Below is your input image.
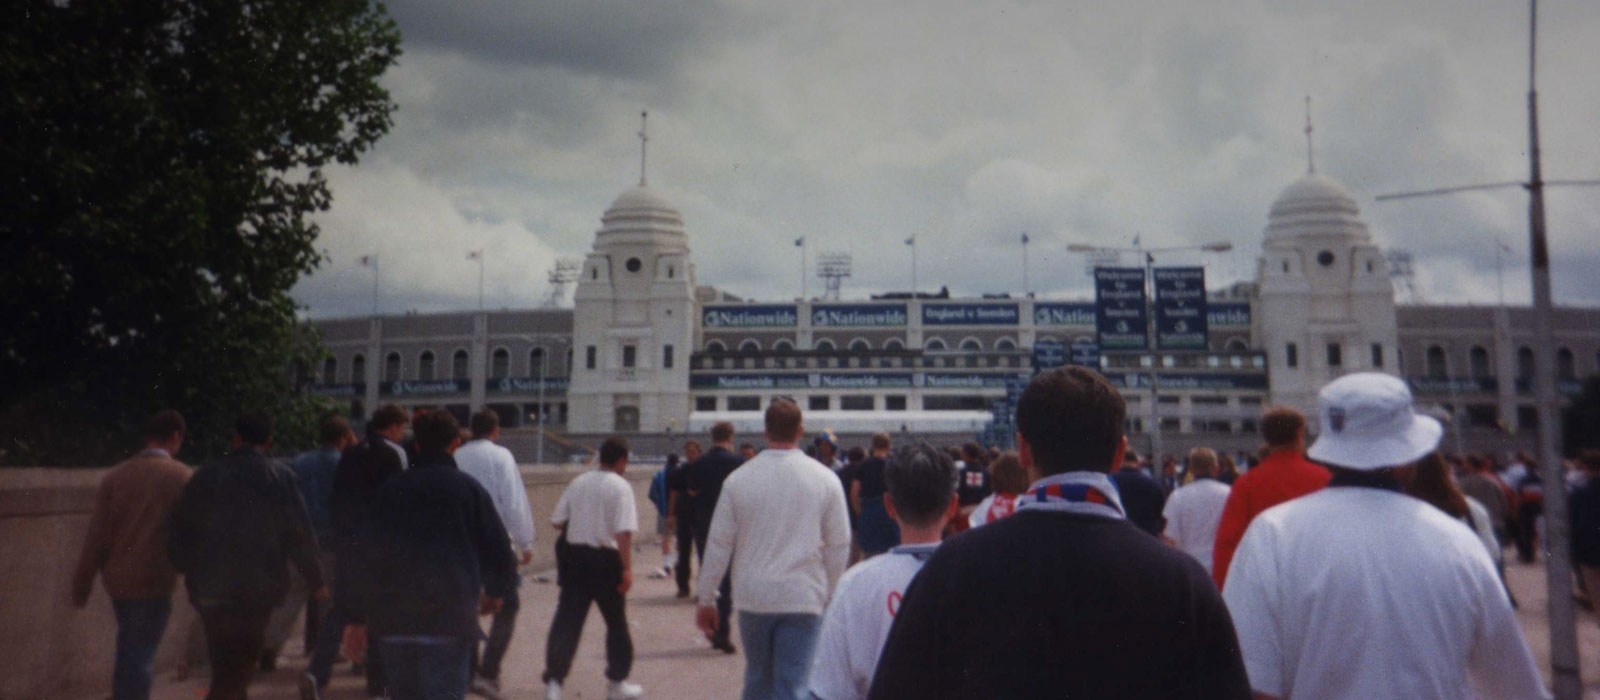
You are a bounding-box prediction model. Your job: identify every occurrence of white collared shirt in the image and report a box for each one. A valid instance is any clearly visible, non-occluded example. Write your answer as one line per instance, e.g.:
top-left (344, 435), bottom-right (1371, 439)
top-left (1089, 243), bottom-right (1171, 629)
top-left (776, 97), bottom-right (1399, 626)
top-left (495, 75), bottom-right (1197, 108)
top-left (1161, 478), bottom-right (1231, 574)
top-left (1224, 487), bottom-right (1548, 700)
top-left (808, 543), bottom-right (939, 700)
top-left (455, 439), bottom-right (536, 551)
top-left (552, 469), bottom-right (637, 550)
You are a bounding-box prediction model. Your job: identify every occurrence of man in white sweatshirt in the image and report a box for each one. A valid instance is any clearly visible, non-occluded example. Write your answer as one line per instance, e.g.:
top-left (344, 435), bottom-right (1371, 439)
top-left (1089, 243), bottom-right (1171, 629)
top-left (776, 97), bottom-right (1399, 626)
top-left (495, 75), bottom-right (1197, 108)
top-left (695, 399), bottom-right (852, 700)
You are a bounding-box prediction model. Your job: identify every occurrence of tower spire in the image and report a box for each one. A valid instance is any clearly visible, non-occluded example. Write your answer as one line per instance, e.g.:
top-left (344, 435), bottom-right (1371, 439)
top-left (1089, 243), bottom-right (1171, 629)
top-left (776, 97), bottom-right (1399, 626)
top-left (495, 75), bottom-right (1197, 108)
top-left (638, 110), bottom-right (649, 187)
top-left (1304, 95), bottom-right (1316, 175)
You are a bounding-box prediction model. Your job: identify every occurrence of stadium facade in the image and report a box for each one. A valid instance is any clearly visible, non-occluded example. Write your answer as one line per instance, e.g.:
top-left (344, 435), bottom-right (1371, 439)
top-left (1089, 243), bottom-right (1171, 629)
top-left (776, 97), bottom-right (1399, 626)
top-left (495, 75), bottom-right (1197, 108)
top-left (310, 172), bottom-right (1600, 458)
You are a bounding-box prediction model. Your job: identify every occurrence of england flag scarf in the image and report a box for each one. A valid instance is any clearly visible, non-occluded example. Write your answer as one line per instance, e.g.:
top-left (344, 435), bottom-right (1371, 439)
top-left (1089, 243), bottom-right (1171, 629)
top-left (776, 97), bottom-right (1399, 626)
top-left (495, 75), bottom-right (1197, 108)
top-left (1015, 471), bottom-right (1125, 520)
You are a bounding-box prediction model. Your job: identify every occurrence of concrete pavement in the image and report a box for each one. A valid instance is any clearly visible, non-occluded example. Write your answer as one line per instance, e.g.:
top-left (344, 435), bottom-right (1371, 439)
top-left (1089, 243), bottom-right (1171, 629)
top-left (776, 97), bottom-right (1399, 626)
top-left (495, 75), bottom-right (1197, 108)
top-left (115, 551), bottom-right (1600, 699)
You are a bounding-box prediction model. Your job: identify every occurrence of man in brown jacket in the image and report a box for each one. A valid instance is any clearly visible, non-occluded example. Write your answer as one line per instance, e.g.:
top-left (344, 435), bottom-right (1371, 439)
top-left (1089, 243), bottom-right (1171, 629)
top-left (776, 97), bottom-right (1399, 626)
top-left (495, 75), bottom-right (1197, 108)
top-left (72, 409), bottom-right (193, 700)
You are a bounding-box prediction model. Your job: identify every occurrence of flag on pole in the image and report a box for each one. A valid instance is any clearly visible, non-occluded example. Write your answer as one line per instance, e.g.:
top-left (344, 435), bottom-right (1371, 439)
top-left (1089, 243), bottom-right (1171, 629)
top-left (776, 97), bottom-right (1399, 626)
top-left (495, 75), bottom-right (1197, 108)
top-left (1131, 234), bottom-right (1141, 247)
top-left (467, 250), bottom-right (483, 260)
top-left (1021, 232), bottom-right (1030, 245)
top-left (795, 237), bottom-right (804, 247)
top-left (359, 255), bottom-right (373, 267)
top-left (905, 235), bottom-right (915, 246)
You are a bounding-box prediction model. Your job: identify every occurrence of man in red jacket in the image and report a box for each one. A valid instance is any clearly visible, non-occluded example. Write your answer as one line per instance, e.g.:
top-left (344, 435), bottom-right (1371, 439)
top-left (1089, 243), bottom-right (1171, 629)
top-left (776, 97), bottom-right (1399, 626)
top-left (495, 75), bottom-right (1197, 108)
top-left (1211, 406), bottom-right (1329, 590)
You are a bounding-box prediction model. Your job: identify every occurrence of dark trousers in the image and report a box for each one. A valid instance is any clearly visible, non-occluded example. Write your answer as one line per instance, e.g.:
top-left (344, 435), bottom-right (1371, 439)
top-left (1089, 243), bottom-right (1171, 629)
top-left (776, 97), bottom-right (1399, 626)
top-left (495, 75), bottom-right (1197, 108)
top-left (675, 514), bottom-right (697, 594)
top-left (694, 526), bottom-right (732, 645)
top-left (542, 584), bottom-right (633, 683)
top-left (473, 573), bottom-right (521, 681)
top-left (304, 596), bottom-right (322, 654)
top-left (197, 603), bottom-right (273, 700)
top-left (111, 597), bottom-right (172, 700)
top-left (1514, 501), bottom-right (1543, 563)
top-left (308, 597), bottom-right (386, 693)
top-left (380, 638), bottom-right (472, 700)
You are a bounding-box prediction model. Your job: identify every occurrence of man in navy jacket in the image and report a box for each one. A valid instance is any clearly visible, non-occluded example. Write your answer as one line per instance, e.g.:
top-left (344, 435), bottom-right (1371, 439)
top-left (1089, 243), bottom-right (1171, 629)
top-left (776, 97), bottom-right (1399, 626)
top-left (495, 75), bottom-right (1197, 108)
top-left (355, 409), bottom-right (516, 700)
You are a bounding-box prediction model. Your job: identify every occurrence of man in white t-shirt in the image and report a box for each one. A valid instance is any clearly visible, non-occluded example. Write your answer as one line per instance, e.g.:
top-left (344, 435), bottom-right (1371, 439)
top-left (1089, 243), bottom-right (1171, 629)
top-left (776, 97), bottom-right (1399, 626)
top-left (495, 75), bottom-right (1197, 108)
top-left (1160, 446), bottom-right (1230, 575)
top-left (541, 437), bottom-right (642, 700)
top-left (1224, 373), bottom-right (1549, 700)
top-left (455, 409), bottom-right (535, 700)
top-left (696, 400), bottom-right (852, 700)
top-left (809, 444), bottom-right (956, 700)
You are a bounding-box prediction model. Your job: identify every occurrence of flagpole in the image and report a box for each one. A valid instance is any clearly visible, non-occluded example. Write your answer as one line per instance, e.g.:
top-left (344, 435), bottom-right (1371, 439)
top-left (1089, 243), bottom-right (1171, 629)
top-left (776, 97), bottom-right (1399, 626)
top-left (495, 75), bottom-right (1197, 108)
top-left (476, 250), bottom-right (485, 311)
top-left (370, 254), bottom-right (381, 316)
top-left (801, 238), bottom-right (808, 300)
top-left (909, 236), bottom-right (918, 296)
top-left (1021, 232), bottom-right (1030, 297)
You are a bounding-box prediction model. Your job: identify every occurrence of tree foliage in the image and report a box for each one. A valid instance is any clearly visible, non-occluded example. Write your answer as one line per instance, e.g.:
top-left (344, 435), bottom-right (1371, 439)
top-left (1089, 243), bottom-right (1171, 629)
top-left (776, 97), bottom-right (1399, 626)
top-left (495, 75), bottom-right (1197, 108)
top-left (0, 0), bottom-right (401, 464)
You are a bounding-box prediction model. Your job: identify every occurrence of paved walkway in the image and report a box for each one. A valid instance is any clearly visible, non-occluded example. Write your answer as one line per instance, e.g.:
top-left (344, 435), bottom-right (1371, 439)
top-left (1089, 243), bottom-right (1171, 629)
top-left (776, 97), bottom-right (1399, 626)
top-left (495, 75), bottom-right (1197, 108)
top-left (126, 553), bottom-right (1600, 699)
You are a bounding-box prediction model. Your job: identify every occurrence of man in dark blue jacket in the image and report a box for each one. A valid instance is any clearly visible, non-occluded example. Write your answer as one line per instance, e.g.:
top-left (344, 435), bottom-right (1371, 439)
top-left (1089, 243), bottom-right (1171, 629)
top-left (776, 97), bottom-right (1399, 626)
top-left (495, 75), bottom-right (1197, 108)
top-left (685, 421), bottom-right (743, 653)
top-left (168, 412), bottom-right (323, 700)
top-left (357, 409), bottom-right (516, 700)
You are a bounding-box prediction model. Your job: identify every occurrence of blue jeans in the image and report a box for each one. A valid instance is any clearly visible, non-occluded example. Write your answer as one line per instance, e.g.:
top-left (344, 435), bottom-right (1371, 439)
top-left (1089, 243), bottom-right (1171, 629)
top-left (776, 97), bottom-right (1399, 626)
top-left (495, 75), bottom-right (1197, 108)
top-left (737, 611), bottom-right (821, 700)
top-left (111, 598), bottom-right (172, 700)
top-left (380, 637), bottom-right (471, 700)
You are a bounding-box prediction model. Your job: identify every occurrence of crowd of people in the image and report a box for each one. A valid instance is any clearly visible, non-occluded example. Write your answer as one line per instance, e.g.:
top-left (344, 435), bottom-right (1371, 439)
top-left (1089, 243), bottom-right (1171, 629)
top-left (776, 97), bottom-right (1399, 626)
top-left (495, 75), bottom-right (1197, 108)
top-left (71, 363), bottom-right (1596, 699)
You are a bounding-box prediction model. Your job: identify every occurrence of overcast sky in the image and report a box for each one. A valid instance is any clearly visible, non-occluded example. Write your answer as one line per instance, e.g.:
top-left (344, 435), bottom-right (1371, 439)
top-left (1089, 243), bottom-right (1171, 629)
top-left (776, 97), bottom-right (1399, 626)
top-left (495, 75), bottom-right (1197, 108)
top-left (292, 0), bottom-right (1600, 318)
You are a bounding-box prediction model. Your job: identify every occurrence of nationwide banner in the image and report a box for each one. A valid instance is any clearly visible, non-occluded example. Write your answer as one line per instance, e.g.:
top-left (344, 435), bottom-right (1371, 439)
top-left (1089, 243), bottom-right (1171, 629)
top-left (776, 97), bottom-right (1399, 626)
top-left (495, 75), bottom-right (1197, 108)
top-left (487, 377), bottom-right (571, 394)
top-left (923, 373), bottom-right (1016, 389)
top-left (380, 379), bottom-right (471, 396)
top-left (689, 374), bottom-right (811, 390)
top-left (702, 305), bottom-right (798, 329)
top-left (1106, 373), bottom-right (1268, 391)
top-left (922, 303), bottom-right (1020, 326)
top-left (1094, 267), bottom-right (1148, 350)
top-left (1154, 267), bottom-right (1208, 350)
top-left (1032, 303), bottom-right (1096, 326)
top-left (811, 304), bottom-right (909, 328)
top-left (817, 373), bottom-right (915, 389)
top-left (1207, 302), bottom-right (1250, 327)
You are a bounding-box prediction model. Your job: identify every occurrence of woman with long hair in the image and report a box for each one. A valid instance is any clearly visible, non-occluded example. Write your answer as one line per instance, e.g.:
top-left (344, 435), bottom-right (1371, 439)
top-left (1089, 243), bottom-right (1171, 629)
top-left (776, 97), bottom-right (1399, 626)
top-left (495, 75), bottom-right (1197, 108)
top-left (1403, 452), bottom-right (1502, 571)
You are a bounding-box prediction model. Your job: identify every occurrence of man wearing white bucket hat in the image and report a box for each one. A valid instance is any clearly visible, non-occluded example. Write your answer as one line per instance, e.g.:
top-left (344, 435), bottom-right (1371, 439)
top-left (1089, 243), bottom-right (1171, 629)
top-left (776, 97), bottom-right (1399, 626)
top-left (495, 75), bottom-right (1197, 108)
top-left (1223, 373), bottom-right (1548, 700)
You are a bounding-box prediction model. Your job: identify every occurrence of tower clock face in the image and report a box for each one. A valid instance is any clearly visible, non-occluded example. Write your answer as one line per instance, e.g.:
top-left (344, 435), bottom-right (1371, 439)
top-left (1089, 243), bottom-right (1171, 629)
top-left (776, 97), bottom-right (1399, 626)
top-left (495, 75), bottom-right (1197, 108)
top-left (626, 257), bottom-right (643, 273)
top-left (1317, 250), bottom-right (1335, 267)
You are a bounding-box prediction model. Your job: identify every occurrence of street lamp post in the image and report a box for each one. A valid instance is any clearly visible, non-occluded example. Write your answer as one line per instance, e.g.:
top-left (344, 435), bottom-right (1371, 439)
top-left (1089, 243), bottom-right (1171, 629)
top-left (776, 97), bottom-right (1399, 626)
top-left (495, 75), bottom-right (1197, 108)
top-left (1068, 241), bottom-right (1233, 468)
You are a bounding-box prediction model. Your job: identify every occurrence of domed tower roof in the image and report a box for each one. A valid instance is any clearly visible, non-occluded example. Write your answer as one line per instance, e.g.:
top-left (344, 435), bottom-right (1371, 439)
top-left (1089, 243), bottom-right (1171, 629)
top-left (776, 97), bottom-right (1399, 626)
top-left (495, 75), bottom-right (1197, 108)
top-left (1264, 173), bottom-right (1370, 243)
top-left (595, 185), bottom-right (687, 246)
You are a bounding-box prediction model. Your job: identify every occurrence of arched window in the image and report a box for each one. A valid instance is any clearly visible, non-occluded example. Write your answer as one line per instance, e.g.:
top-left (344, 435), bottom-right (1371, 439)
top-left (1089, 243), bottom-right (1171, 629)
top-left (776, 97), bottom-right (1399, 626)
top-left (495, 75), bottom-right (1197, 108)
top-left (530, 347), bottom-right (546, 376)
top-left (1225, 338), bottom-right (1249, 353)
top-left (739, 339), bottom-right (762, 353)
top-left (1517, 346), bottom-right (1535, 380)
top-left (814, 339), bottom-right (837, 352)
top-left (418, 350), bottom-right (436, 381)
top-left (883, 338), bottom-right (905, 351)
top-left (995, 338), bottom-right (1017, 351)
top-left (384, 352), bottom-right (401, 382)
top-left (351, 354), bottom-right (366, 383)
top-left (773, 339), bottom-right (795, 353)
top-left (925, 338), bottom-right (947, 351)
top-left (706, 340), bottom-right (727, 354)
top-left (452, 349), bottom-right (469, 379)
top-left (960, 338), bottom-right (983, 352)
top-left (1470, 346), bottom-right (1491, 379)
top-left (848, 338), bottom-right (871, 352)
top-left (1425, 345), bottom-right (1448, 379)
top-left (491, 348), bottom-right (510, 379)
top-left (1558, 347), bottom-right (1576, 380)
top-left (321, 357), bottom-right (337, 385)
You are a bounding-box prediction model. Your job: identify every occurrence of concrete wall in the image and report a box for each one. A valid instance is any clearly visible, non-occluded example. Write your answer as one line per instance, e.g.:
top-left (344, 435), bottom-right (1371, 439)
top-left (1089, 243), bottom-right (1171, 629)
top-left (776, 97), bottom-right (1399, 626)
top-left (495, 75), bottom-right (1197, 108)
top-left (0, 464), bottom-right (661, 700)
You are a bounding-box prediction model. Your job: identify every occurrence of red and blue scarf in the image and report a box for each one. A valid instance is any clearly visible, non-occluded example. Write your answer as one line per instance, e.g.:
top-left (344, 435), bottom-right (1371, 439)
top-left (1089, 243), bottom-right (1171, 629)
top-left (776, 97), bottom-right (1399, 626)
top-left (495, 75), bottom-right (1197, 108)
top-left (1015, 471), bottom-right (1125, 520)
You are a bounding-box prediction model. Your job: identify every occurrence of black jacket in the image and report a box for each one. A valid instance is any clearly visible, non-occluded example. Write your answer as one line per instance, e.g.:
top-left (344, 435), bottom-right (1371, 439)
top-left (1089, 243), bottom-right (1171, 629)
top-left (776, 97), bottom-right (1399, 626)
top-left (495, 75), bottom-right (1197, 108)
top-left (330, 433), bottom-right (405, 554)
top-left (357, 452), bottom-right (516, 639)
top-left (869, 510), bottom-right (1250, 700)
top-left (685, 446), bottom-right (743, 530)
top-left (168, 447), bottom-right (323, 608)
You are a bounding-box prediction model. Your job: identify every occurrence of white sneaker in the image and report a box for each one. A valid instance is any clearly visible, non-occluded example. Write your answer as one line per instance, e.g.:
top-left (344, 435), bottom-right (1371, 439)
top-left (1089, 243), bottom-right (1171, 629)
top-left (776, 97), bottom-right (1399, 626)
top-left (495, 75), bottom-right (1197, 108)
top-left (544, 679), bottom-right (562, 700)
top-left (470, 676), bottom-right (505, 700)
top-left (647, 566), bottom-right (669, 579)
top-left (608, 679), bottom-right (643, 699)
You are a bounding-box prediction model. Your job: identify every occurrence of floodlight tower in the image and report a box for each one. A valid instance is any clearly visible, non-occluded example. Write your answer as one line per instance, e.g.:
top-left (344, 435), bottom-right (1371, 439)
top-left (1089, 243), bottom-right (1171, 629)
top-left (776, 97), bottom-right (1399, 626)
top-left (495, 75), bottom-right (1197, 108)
top-left (816, 252), bottom-right (853, 301)
top-left (544, 258), bottom-right (581, 307)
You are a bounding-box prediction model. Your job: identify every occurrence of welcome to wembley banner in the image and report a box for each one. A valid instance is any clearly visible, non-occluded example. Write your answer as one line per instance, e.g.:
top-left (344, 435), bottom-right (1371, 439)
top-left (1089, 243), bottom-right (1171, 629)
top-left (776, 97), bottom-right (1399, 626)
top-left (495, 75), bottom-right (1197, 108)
top-left (1094, 266), bottom-right (1210, 351)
